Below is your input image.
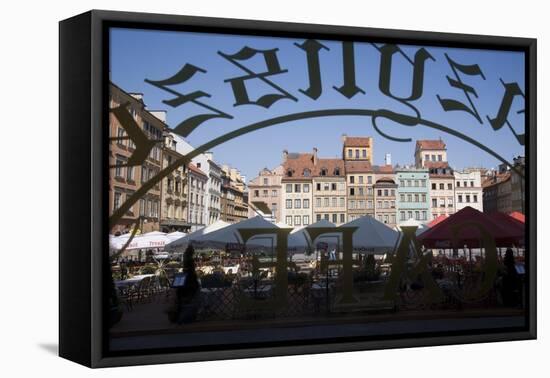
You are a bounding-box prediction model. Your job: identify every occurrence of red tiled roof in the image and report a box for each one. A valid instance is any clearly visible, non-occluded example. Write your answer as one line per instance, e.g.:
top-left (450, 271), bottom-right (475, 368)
top-left (424, 161), bottom-right (450, 169)
top-left (282, 153), bottom-right (345, 179)
top-left (313, 158), bottom-right (345, 177)
top-left (374, 164), bottom-right (394, 174)
top-left (482, 172), bottom-right (511, 188)
top-left (345, 160), bottom-right (374, 173)
top-left (343, 136), bottom-right (372, 147)
top-left (417, 139), bottom-right (446, 150)
top-left (187, 163), bottom-right (207, 178)
top-left (282, 153), bottom-right (315, 180)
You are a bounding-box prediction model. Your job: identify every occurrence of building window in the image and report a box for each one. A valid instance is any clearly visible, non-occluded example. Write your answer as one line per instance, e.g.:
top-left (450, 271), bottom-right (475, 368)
top-left (294, 216), bottom-right (301, 226)
top-left (439, 183), bottom-right (444, 190)
top-left (324, 214), bottom-right (330, 221)
top-left (473, 194), bottom-right (478, 202)
top-left (422, 194), bottom-right (426, 202)
top-left (126, 166), bottom-right (134, 181)
top-left (334, 168), bottom-right (340, 176)
top-left (114, 192), bottom-right (122, 210)
top-left (295, 199), bottom-right (301, 208)
top-left (431, 183), bottom-right (436, 190)
top-left (303, 215), bottom-right (310, 225)
top-left (362, 149), bottom-right (367, 158)
top-left (400, 194), bottom-right (405, 202)
top-left (287, 169), bottom-right (293, 177)
top-left (339, 197), bottom-right (345, 207)
top-left (324, 197), bottom-right (329, 207)
top-left (316, 198), bottom-right (321, 207)
top-left (271, 189), bottom-right (277, 197)
top-left (303, 169), bottom-right (311, 177)
top-left (294, 184), bottom-right (301, 192)
top-left (438, 154), bottom-right (442, 161)
top-left (448, 197), bottom-right (454, 207)
top-left (320, 168), bottom-right (327, 176)
top-left (332, 214), bottom-right (338, 223)
top-left (303, 184), bottom-right (310, 193)
top-left (286, 199), bottom-right (292, 209)
top-left (263, 190), bottom-right (268, 197)
top-left (432, 198), bottom-right (437, 207)
top-left (458, 194), bottom-right (463, 203)
top-left (457, 181), bottom-right (461, 187)
top-left (340, 213), bottom-right (345, 223)
top-left (286, 184), bottom-right (292, 193)
top-left (350, 188), bottom-right (355, 196)
top-left (470, 181), bottom-right (475, 187)
top-left (303, 199), bottom-right (310, 208)
top-left (349, 176), bottom-right (355, 184)
top-left (316, 214), bottom-right (322, 222)
top-left (348, 149), bottom-right (352, 158)
top-left (407, 194), bottom-right (412, 202)
top-left (466, 195), bottom-right (471, 203)
top-left (425, 154), bottom-right (430, 161)
top-left (447, 183), bottom-right (453, 190)
top-left (286, 216), bottom-right (293, 226)
top-left (355, 149), bottom-right (359, 158)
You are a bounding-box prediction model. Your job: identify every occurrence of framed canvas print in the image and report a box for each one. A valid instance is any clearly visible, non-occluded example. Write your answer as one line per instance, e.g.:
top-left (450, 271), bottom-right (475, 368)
top-left (59, 10), bottom-right (536, 368)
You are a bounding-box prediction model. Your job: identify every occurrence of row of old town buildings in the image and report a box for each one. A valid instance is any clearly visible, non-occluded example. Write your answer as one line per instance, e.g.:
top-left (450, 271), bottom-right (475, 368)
top-left (108, 83), bottom-right (248, 235)
top-left (109, 82), bottom-right (526, 235)
top-left (248, 136), bottom-right (526, 229)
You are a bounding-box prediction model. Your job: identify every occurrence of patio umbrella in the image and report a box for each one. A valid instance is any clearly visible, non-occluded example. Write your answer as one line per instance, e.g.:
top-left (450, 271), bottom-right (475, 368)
top-left (109, 233), bottom-right (170, 250)
top-left (508, 211), bottom-right (525, 224)
top-left (166, 231), bottom-right (187, 242)
top-left (396, 217), bottom-right (428, 235)
top-left (287, 219), bottom-right (337, 252)
top-left (418, 206), bottom-right (524, 248)
top-left (343, 216), bottom-right (400, 254)
top-left (164, 220), bottom-right (230, 251)
top-left (190, 216), bottom-right (281, 249)
top-left (487, 211), bottom-right (526, 245)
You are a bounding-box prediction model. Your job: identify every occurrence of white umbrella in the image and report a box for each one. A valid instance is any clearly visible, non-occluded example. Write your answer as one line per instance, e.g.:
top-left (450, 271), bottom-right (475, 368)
top-left (343, 216), bottom-right (400, 254)
top-left (164, 220), bottom-right (230, 251)
top-left (191, 216), bottom-right (280, 248)
top-left (396, 218), bottom-right (428, 235)
top-left (288, 219), bottom-right (338, 252)
top-left (109, 233), bottom-right (170, 250)
top-left (166, 231), bottom-right (186, 242)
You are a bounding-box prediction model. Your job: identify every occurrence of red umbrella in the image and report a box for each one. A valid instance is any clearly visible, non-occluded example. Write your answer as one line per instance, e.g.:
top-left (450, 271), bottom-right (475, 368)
top-left (418, 206), bottom-right (524, 248)
top-left (488, 212), bottom-right (525, 229)
top-left (508, 211), bottom-right (525, 224)
top-left (427, 214), bottom-right (448, 228)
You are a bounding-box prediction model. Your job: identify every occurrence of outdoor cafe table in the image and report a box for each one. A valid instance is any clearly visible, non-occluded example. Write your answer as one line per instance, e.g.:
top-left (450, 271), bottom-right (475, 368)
top-left (114, 274), bottom-right (155, 289)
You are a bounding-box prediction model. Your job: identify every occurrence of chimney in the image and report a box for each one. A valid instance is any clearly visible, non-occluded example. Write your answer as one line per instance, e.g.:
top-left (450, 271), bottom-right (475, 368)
top-left (282, 149), bottom-right (289, 162)
top-left (150, 110), bottom-right (167, 123)
top-left (313, 147), bottom-right (318, 165)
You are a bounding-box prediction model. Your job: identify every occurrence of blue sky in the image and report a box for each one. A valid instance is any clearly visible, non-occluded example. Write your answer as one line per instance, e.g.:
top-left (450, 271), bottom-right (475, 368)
top-left (110, 28), bottom-right (525, 181)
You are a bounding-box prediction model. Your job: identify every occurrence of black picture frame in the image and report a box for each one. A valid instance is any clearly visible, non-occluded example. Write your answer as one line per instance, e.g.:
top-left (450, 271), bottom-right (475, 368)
top-left (59, 9), bottom-right (537, 368)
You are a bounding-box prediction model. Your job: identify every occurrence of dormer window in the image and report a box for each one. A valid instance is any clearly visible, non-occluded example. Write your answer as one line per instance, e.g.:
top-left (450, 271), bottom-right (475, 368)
top-left (287, 169), bottom-right (293, 177)
top-left (303, 168), bottom-right (311, 177)
top-left (320, 168), bottom-right (328, 176)
top-left (334, 168), bottom-right (340, 176)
